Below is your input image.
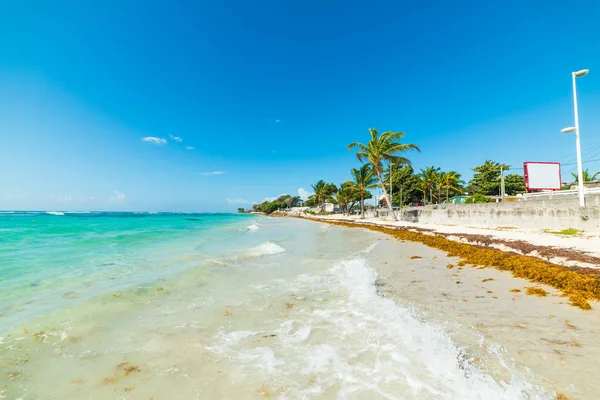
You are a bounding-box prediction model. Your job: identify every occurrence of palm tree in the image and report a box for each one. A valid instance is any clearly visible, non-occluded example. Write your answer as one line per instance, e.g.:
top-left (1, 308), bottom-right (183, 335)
top-left (350, 164), bottom-right (378, 218)
top-left (420, 166), bottom-right (440, 204)
top-left (311, 180), bottom-right (336, 212)
top-left (572, 169), bottom-right (600, 183)
top-left (348, 128), bottom-right (420, 221)
top-left (435, 172), bottom-right (444, 204)
top-left (438, 171), bottom-right (464, 202)
top-left (333, 182), bottom-right (356, 215)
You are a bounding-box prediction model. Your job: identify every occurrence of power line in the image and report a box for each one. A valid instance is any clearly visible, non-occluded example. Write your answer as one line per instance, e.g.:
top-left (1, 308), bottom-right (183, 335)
top-left (561, 156), bottom-right (600, 177)
top-left (554, 144), bottom-right (600, 166)
top-left (499, 157), bottom-right (600, 176)
top-left (553, 144), bottom-right (600, 162)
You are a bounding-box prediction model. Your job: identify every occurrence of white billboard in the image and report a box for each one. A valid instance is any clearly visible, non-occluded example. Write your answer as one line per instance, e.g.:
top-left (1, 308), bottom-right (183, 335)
top-left (523, 162), bottom-right (561, 191)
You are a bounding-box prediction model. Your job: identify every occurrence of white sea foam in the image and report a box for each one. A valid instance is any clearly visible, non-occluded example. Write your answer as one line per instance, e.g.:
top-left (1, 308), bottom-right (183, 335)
top-left (320, 258), bottom-right (543, 398)
top-left (205, 256), bottom-right (547, 399)
top-left (247, 223), bottom-right (260, 231)
top-left (46, 211), bottom-right (65, 216)
top-left (245, 242), bottom-right (286, 257)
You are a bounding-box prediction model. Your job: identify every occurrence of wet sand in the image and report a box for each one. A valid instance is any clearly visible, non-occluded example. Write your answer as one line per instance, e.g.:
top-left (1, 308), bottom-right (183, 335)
top-left (368, 237), bottom-right (600, 399)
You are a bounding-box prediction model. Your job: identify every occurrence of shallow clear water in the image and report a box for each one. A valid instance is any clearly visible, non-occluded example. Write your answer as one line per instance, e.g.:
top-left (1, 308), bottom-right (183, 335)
top-left (0, 211), bottom-right (252, 329)
top-left (0, 213), bottom-right (561, 398)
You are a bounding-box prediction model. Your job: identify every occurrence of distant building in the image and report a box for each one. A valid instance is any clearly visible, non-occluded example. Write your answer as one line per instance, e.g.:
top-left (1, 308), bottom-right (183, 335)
top-left (449, 195), bottom-right (468, 204)
top-left (324, 202), bottom-right (335, 212)
top-left (569, 180), bottom-right (600, 190)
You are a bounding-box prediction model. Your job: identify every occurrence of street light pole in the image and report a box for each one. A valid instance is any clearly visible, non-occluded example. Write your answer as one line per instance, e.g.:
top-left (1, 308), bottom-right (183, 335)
top-left (389, 163), bottom-right (393, 206)
top-left (500, 166), bottom-right (505, 202)
top-left (571, 69), bottom-right (588, 207)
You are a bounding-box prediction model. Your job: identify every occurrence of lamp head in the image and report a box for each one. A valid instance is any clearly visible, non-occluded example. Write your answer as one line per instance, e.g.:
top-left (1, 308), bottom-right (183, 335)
top-left (574, 69), bottom-right (589, 77)
top-left (561, 127), bottom-right (577, 134)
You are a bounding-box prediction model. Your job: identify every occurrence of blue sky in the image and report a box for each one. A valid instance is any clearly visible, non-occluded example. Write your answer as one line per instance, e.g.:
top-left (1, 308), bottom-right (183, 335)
top-left (1, 0), bottom-right (600, 211)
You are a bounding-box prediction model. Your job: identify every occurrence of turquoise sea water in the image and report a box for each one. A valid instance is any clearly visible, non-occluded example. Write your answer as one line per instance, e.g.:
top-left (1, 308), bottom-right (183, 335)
top-left (2, 212), bottom-right (589, 398)
top-left (0, 212), bottom-right (255, 329)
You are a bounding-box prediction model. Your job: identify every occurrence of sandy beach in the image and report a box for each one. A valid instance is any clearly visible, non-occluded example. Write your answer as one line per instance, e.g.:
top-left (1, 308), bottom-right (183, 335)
top-left (295, 214), bottom-right (600, 399)
top-left (301, 214), bottom-right (600, 268)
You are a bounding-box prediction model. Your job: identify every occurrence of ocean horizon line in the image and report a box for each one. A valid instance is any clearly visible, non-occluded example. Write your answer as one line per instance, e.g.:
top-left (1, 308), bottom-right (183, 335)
top-left (0, 210), bottom-right (246, 215)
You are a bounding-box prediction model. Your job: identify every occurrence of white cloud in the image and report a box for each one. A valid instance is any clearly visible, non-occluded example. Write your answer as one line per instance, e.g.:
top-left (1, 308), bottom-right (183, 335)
top-left (186, 146), bottom-right (195, 150)
top-left (275, 119), bottom-right (280, 123)
top-left (109, 190), bottom-right (126, 203)
top-left (226, 198), bottom-right (254, 205)
top-left (298, 188), bottom-right (313, 201)
top-left (142, 137), bottom-right (167, 145)
top-left (202, 171), bottom-right (225, 176)
top-left (169, 134), bottom-right (183, 142)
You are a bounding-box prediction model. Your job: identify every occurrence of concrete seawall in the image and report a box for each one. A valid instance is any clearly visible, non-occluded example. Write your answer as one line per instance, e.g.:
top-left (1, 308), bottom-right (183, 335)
top-left (376, 197), bottom-right (600, 232)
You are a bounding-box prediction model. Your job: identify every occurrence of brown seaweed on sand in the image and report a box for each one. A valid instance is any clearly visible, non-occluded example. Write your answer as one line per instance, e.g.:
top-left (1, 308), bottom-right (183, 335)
top-left (525, 287), bottom-right (548, 297)
top-left (321, 220), bottom-right (600, 310)
top-left (555, 393), bottom-right (573, 400)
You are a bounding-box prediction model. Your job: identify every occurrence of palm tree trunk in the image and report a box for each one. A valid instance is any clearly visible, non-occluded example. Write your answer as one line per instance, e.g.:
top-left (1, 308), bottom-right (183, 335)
top-left (360, 192), bottom-right (365, 219)
top-left (429, 188), bottom-right (432, 204)
top-left (446, 187), bottom-right (449, 202)
top-left (377, 172), bottom-right (397, 221)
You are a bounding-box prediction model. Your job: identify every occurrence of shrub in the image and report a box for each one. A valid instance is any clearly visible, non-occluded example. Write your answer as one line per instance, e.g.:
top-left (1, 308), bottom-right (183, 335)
top-left (464, 193), bottom-right (492, 204)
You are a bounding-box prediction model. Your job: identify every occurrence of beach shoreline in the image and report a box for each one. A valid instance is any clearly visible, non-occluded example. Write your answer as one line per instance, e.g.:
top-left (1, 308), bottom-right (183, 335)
top-left (293, 213), bottom-right (600, 268)
top-left (293, 213), bottom-right (600, 310)
top-left (291, 214), bottom-right (600, 399)
top-left (3, 214), bottom-right (600, 399)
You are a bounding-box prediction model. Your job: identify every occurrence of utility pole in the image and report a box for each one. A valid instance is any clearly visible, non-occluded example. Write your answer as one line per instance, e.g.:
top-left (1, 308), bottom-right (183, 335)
top-left (400, 183), bottom-right (403, 207)
top-left (500, 166), bottom-right (506, 202)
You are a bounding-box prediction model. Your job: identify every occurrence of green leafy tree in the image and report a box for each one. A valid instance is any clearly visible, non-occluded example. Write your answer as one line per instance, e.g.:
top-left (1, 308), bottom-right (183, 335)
top-left (310, 180), bottom-right (337, 212)
top-left (572, 169), bottom-right (600, 183)
top-left (283, 196), bottom-right (301, 208)
top-left (251, 194), bottom-right (301, 214)
top-left (504, 174), bottom-right (526, 195)
top-left (386, 166), bottom-right (424, 206)
top-left (263, 201), bottom-right (286, 214)
top-left (350, 164), bottom-right (379, 218)
top-left (467, 160), bottom-right (510, 196)
top-left (348, 128), bottom-right (420, 221)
